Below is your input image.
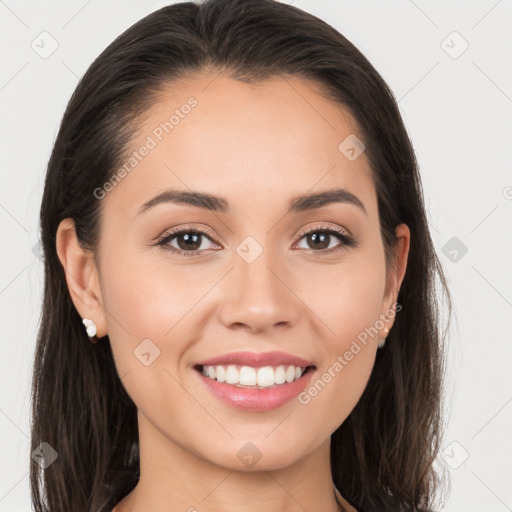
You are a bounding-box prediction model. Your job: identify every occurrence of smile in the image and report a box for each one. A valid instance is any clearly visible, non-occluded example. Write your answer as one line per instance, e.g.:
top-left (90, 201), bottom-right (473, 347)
top-left (194, 364), bottom-right (316, 411)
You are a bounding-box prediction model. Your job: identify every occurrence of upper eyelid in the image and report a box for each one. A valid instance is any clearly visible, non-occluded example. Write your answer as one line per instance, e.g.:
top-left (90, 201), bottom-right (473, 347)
top-left (160, 224), bottom-right (218, 241)
top-left (298, 224), bottom-right (351, 237)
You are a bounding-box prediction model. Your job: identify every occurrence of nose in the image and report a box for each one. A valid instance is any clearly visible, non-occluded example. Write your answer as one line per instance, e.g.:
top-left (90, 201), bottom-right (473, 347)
top-left (217, 248), bottom-right (302, 335)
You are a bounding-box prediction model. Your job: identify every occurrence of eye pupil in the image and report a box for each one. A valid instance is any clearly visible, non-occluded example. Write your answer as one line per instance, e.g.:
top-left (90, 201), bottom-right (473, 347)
top-left (177, 232), bottom-right (201, 251)
top-left (308, 232), bottom-right (330, 250)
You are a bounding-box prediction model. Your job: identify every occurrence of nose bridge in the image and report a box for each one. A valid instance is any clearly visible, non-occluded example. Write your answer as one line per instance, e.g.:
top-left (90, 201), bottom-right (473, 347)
top-left (218, 237), bottom-right (300, 332)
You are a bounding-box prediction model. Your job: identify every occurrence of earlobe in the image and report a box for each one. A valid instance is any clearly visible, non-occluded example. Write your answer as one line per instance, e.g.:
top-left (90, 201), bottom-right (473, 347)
top-left (55, 218), bottom-right (108, 339)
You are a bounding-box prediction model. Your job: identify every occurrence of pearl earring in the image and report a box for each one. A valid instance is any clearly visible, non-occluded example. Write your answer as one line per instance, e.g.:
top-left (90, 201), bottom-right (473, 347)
top-left (378, 327), bottom-right (390, 349)
top-left (82, 318), bottom-right (97, 338)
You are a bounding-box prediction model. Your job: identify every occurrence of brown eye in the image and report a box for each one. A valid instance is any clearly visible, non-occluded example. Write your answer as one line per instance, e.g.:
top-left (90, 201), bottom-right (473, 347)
top-left (175, 232), bottom-right (202, 251)
top-left (156, 228), bottom-right (219, 257)
top-left (295, 225), bottom-right (357, 254)
top-left (303, 231), bottom-right (332, 250)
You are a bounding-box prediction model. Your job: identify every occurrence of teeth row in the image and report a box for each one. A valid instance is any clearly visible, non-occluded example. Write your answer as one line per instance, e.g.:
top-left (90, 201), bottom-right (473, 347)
top-left (202, 365), bottom-right (306, 387)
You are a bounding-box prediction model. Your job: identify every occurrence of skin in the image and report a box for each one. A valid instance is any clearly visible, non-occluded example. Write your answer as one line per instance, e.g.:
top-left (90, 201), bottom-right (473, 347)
top-left (56, 72), bottom-right (410, 512)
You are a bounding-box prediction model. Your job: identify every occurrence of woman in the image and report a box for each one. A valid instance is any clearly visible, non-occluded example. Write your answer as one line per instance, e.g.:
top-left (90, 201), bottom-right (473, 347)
top-left (31, 0), bottom-right (452, 510)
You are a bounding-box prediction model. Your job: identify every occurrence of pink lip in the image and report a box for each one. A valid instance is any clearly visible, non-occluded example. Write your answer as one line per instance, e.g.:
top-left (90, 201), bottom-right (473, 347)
top-left (195, 350), bottom-right (315, 368)
top-left (195, 366), bottom-right (316, 411)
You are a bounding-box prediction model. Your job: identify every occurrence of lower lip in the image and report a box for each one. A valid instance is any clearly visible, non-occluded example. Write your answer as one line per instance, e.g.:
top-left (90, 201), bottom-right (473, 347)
top-left (195, 367), bottom-right (316, 411)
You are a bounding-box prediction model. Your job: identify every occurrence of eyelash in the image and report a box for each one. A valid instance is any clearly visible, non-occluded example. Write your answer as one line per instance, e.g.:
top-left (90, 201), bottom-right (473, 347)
top-left (154, 224), bottom-right (357, 258)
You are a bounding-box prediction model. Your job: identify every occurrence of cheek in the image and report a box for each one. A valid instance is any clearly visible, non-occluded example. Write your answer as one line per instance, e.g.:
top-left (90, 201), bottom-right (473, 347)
top-left (99, 254), bottom-right (199, 420)
top-left (100, 247), bottom-right (203, 339)
top-left (99, 245), bottom-right (218, 391)
top-left (292, 251), bottom-right (383, 421)
top-left (298, 273), bottom-right (380, 431)
top-left (299, 250), bottom-right (386, 347)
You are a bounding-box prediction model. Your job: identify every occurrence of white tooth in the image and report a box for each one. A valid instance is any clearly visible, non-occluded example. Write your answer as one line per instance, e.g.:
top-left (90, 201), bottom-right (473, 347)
top-left (239, 366), bottom-right (257, 386)
top-left (274, 365), bottom-right (286, 384)
top-left (215, 365), bottom-right (226, 383)
top-left (285, 365), bottom-right (295, 383)
top-left (257, 366), bottom-right (275, 387)
top-left (225, 365), bottom-right (239, 384)
top-left (203, 363), bottom-right (304, 386)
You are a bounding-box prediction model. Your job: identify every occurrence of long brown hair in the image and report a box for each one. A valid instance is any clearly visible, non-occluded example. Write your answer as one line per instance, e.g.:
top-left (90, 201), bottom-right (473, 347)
top-left (31, 1), bottom-right (453, 510)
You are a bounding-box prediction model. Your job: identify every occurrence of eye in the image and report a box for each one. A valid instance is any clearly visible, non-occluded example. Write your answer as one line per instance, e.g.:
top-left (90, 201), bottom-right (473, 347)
top-left (155, 226), bottom-right (220, 257)
top-left (155, 223), bottom-right (357, 257)
top-left (294, 224), bottom-right (357, 254)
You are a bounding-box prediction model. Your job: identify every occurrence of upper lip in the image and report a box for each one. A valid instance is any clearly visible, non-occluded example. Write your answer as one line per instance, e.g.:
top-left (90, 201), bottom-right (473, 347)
top-left (195, 351), bottom-right (315, 368)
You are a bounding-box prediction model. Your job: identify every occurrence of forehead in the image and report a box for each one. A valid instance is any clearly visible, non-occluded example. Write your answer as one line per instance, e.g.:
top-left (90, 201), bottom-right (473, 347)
top-left (104, 72), bottom-right (377, 221)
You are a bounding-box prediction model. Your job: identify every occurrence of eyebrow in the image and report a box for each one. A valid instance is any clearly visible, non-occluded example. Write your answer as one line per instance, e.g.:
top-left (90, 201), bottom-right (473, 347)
top-left (137, 187), bottom-right (367, 216)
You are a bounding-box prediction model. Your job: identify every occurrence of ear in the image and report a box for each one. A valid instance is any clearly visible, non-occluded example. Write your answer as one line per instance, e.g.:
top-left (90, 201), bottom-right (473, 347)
top-left (380, 223), bottom-right (410, 333)
top-left (55, 218), bottom-right (108, 339)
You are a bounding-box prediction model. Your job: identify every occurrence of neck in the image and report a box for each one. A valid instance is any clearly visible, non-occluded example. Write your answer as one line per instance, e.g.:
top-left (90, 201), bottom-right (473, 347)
top-left (114, 411), bottom-right (343, 512)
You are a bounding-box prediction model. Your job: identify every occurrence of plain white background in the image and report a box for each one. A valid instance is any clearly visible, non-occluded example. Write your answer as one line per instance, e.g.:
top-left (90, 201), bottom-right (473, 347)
top-left (1, 0), bottom-right (511, 510)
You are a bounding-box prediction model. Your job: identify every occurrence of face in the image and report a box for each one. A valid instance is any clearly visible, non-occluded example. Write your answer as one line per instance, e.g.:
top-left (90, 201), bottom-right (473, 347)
top-left (67, 72), bottom-right (409, 474)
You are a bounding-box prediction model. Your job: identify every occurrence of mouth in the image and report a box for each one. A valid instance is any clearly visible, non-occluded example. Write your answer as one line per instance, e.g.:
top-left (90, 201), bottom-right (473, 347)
top-left (193, 363), bottom-right (316, 389)
top-left (193, 363), bottom-right (317, 411)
